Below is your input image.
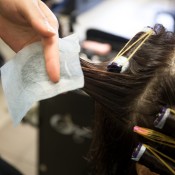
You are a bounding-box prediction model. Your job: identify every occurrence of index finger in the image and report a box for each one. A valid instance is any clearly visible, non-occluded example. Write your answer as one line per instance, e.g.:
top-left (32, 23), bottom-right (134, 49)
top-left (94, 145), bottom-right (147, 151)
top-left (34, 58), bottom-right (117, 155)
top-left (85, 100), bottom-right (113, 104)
top-left (39, 1), bottom-right (60, 83)
top-left (42, 34), bottom-right (60, 83)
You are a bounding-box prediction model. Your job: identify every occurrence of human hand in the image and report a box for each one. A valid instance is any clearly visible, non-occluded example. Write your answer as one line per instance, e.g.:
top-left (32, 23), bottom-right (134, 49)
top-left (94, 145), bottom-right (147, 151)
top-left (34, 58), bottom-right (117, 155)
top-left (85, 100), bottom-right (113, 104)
top-left (0, 0), bottom-right (60, 82)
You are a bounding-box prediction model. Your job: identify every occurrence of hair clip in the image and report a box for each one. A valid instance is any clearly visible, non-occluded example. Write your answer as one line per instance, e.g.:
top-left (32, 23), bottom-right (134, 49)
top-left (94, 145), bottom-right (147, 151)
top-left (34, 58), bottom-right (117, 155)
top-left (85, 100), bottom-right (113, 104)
top-left (131, 143), bottom-right (146, 161)
top-left (107, 56), bottom-right (129, 73)
top-left (154, 107), bottom-right (170, 129)
top-left (154, 107), bottom-right (175, 138)
top-left (107, 26), bottom-right (155, 73)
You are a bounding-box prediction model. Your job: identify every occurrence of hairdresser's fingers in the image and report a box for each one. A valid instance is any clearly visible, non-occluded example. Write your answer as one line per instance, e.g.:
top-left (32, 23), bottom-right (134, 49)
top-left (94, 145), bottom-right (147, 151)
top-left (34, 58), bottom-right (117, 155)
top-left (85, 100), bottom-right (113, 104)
top-left (39, 1), bottom-right (60, 83)
top-left (42, 36), bottom-right (60, 83)
top-left (20, 0), bottom-right (56, 37)
top-left (20, 0), bottom-right (60, 82)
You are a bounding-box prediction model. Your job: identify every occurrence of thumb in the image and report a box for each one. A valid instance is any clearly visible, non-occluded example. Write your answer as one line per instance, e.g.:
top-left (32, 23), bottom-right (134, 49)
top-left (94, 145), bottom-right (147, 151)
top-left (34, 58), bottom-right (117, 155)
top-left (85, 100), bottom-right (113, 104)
top-left (20, 0), bottom-right (57, 37)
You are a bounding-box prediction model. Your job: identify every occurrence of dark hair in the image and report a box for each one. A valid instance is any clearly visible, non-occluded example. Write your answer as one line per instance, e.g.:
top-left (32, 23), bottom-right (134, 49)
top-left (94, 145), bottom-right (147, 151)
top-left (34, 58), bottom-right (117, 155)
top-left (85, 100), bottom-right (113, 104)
top-left (80, 24), bottom-right (175, 175)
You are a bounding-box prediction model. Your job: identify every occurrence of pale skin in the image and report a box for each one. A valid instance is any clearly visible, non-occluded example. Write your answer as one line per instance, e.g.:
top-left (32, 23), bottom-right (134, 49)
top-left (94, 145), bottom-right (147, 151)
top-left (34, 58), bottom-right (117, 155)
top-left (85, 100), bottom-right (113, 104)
top-left (0, 0), bottom-right (60, 83)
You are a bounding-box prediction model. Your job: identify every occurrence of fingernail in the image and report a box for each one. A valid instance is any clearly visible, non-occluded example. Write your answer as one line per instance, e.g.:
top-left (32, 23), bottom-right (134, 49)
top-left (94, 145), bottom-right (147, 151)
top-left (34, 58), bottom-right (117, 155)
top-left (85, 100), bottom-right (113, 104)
top-left (44, 20), bottom-right (56, 34)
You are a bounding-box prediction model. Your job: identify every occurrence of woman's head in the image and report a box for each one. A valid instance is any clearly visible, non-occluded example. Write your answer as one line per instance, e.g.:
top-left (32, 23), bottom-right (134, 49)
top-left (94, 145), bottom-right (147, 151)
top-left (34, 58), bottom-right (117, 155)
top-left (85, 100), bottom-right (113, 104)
top-left (81, 24), bottom-right (175, 175)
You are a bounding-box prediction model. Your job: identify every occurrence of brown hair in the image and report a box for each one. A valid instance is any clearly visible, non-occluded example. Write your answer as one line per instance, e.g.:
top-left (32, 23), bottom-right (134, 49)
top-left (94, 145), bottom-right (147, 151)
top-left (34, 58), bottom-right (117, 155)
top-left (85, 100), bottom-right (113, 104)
top-left (80, 24), bottom-right (175, 175)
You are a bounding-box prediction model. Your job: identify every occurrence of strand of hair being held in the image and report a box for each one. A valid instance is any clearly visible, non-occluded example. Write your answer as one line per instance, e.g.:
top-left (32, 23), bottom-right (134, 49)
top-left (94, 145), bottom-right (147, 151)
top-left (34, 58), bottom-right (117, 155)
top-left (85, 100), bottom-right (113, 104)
top-left (133, 126), bottom-right (175, 148)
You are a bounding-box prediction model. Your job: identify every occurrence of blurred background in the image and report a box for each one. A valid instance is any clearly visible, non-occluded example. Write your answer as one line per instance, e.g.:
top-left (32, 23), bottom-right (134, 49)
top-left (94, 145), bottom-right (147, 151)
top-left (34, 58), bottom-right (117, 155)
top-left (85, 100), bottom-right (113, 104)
top-left (0, 0), bottom-right (175, 174)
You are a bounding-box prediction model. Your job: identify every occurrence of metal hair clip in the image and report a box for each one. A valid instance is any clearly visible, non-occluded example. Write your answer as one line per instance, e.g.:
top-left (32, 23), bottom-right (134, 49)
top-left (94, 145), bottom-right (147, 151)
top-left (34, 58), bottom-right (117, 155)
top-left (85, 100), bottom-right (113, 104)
top-left (107, 56), bottom-right (129, 73)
